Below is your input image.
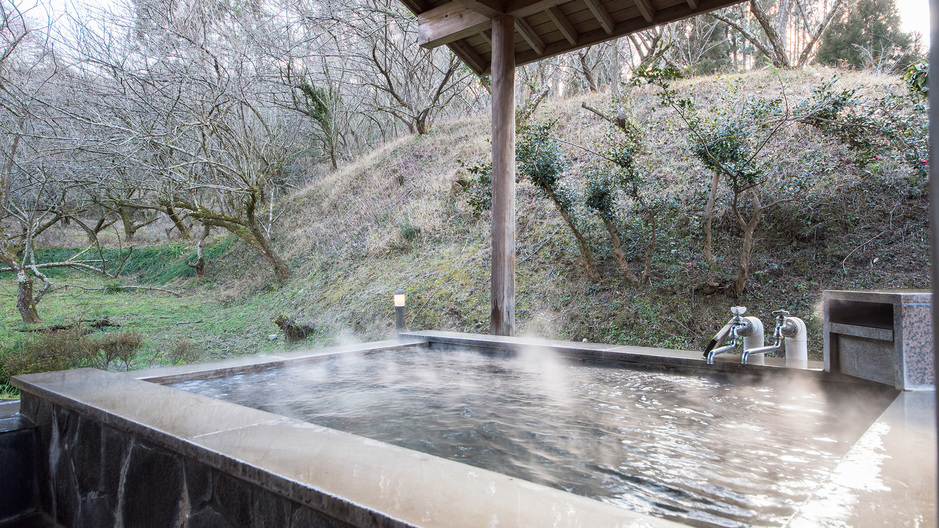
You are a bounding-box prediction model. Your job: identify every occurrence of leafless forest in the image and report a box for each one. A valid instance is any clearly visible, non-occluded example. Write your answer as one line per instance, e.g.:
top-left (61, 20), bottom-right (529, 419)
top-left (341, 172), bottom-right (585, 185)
top-left (0, 0), bottom-right (922, 324)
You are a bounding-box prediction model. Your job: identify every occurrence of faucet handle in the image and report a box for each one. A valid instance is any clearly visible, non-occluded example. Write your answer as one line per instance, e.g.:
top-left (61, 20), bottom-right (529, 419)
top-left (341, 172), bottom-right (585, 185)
top-left (731, 306), bottom-right (747, 316)
top-left (772, 309), bottom-right (790, 318)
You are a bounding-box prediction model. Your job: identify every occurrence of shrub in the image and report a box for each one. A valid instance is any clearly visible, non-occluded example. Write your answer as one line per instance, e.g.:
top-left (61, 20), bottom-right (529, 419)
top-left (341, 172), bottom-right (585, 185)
top-left (457, 160), bottom-right (493, 218)
top-left (0, 327), bottom-right (145, 391)
top-left (0, 327), bottom-right (90, 390)
top-left (166, 338), bottom-right (202, 365)
top-left (87, 330), bottom-right (143, 370)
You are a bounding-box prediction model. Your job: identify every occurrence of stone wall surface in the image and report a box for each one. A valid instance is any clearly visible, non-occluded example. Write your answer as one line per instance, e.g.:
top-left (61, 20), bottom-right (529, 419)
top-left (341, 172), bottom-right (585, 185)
top-left (824, 290), bottom-right (934, 390)
top-left (21, 394), bottom-right (353, 528)
top-left (0, 414), bottom-right (39, 523)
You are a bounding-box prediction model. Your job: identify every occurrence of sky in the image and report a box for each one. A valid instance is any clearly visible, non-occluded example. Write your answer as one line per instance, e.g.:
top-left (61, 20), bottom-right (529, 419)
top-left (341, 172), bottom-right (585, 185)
top-left (897, 0), bottom-right (930, 44)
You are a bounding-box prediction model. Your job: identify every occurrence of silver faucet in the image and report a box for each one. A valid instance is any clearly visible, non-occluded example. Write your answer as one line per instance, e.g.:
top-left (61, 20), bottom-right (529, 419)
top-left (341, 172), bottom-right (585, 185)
top-left (704, 306), bottom-right (753, 364)
top-left (708, 309), bottom-right (803, 365)
top-left (740, 310), bottom-right (787, 364)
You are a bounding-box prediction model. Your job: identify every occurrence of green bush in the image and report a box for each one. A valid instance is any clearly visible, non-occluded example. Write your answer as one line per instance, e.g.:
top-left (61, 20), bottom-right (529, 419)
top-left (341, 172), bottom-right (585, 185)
top-left (86, 330), bottom-right (143, 370)
top-left (0, 327), bottom-right (144, 393)
top-left (166, 338), bottom-right (203, 365)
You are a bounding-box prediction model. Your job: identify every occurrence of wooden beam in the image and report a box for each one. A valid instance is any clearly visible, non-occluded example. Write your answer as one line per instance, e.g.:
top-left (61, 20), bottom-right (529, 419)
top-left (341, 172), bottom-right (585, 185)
top-left (634, 0), bottom-right (656, 22)
top-left (510, 0), bottom-right (749, 70)
top-left (546, 6), bottom-right (578, 45)
top-left (583, 0), bottom-right (615, 34)
top-left (515, 17), bottom-right (546, 55)
top-left (479, 29), bottom-right (492, 44)
top-left (449, 40), bottom-right (487, 74)
top-left (504, 0), bottom-right (568, 17)
top-left (490, 15), bottom-right (516, 336)
top-left (453, 0), bottom-right (502, 17)
top-left (398, 0), bottom-right (428, 15)
top-left (420, 0), bottom-right (573, 49)
top-left (418, 3), bottom-right (490, 48)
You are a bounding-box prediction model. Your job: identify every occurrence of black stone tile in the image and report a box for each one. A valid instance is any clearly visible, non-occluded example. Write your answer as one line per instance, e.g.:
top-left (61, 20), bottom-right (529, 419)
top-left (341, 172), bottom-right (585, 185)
top-left (50, 443), bottom-right (78, 528)
top-left (184, 458), bottom-right (214, 510)
top-left (290, 506), bottom-right (354, 528)
top-left (121, 442), bottom-right (183, 528)
top-left (214, 473), bottom-right (252, 526)
top-left (186, 506), bottom-right (233, 528)
top-left (0, 512), bottom-right (62, 528)
top-left (101, 427), bottom-right (129, 498)
top-left (0, 427), bottom-right (37, 522)
top-left (73, 417), bottom-right (102, 495)
top-left (249, 489), bottom-right (290, 528)
top-left (78, 494), bottom-right (115, 527)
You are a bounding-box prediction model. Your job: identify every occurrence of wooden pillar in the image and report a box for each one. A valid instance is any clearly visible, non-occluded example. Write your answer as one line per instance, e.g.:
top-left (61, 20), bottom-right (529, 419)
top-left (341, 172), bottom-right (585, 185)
top-left (490, 15), bottom-right (516, 336)
top-left (929, 0), bottom-right (938, 473)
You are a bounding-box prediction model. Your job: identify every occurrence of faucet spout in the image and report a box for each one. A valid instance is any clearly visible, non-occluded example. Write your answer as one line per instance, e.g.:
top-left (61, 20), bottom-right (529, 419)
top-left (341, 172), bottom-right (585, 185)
top-left (703, 321), bottom-right (734, 357)
top-left (741, 339), bottom-right (782, 364)
top-left (704, 307), bottom-right (752, 364)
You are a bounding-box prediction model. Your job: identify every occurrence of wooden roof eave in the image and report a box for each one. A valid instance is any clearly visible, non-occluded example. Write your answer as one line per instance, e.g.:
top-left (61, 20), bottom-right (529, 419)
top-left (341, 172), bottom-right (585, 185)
top-left (409, 0), bottom-right (749, 76)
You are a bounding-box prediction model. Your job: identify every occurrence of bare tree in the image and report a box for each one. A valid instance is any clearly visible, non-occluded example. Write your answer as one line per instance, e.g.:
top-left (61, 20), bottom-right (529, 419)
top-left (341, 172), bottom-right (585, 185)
top-left (711, 0), bottom-right (845, 68)
top-left (340, 0), bottom-right (479, 136)
top-left (0, 0), bottom-right (133, 323)
top-left (56, 0), bottom-right (309, 282)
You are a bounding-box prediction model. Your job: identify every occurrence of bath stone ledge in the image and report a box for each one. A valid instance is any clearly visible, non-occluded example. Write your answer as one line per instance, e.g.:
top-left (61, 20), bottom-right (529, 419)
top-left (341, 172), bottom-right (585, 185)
top-left (131, 337), bottom-right (428, 384)
top-left (14, 367), bottom-right (686, 528)
top-left (787, 390), bottom-right (936, 527)
top-left (0, 400), bottom-right (20, 420)
top-left (407, 330), bottom-right (826, 373)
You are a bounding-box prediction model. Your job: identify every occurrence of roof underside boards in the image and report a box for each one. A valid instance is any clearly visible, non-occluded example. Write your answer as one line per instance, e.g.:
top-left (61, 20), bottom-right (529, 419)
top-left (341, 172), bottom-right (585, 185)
top-left (401, 0), bottom-right (747, 75)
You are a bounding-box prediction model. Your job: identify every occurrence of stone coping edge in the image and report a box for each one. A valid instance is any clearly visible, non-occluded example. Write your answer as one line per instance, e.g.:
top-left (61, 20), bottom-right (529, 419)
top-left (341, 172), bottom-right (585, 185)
top-left (404, 330), bottom-right (844, 382)
top-left (13, 368), bottom-right (686, 528)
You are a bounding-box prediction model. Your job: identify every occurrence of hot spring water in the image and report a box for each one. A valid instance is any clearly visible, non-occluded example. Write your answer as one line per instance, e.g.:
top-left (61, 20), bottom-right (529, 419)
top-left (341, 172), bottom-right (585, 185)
top-left (171, 347), bottom-right (896, 528)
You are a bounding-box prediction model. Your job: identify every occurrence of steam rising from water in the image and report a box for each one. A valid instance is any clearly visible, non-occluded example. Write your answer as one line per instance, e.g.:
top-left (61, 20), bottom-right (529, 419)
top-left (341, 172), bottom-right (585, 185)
top-left (172, 348), bottom-right (896, 528)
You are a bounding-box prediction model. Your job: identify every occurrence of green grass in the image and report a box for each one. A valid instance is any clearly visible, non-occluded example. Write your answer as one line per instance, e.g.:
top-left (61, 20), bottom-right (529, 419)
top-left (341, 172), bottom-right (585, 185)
top-left (0, 237), bottom-right (322, 396)
top-left (2, 238), bottom-right (237, 284)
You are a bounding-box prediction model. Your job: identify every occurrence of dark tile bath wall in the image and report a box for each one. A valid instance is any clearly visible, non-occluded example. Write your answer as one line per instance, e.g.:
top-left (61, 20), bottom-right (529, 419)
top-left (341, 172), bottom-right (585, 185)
top-left (19, 394), bottom-right (353, 528)
top-left (0, 414), bottom-right (38, 523)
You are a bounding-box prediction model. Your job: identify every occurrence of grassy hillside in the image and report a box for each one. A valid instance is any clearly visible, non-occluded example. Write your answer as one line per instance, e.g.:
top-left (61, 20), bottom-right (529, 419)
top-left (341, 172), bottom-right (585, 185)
top-left (0, 67), bottom-right (929, 393)
top-left (263, 67), bottom-right (928, 349)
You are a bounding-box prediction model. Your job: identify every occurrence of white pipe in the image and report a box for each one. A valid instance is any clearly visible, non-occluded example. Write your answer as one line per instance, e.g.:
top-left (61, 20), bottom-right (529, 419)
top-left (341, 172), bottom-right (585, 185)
top-left (741, 316), bottom-right (765, 365)
top-left (784, 317), bottom-right (808, 369)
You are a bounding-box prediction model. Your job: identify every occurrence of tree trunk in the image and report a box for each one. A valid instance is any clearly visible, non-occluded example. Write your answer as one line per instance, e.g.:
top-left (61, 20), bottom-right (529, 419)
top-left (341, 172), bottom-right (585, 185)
top-left (795, 0), bottom-right (845, 66)
top-left (164, 206), bottom-right (191, 240)
top-left (733, 190), bottom-right (763, 297)
top-left (328, 134), bottom-right (338, 170)
top-left (601, 216), bottom-right (639, 284)
top-left (578, 51), bottom-right (599, 92)
top-left (245, 192), bottom-right (290, 283)
top-left (2, 119), bottom-right (25, 211)
top-left (188, 239), bottom-right (205, 277)
top-left (776, 0), bottom-right (790, 52)
top-left (119, 208), bottom-right (139, 241)
top-left (703, 171), bottom-right (720, 265)
top-left (748, 0), bottom-right (792, 67)
top-left (610, 40), bottom-right (622, 98)
top-left (252, 225), bottom-right (290, 283)
top-left (546, 188), bottom-right (599, 280)
top-left (16, 270), bottom-right (42, 324)
top-left (640, 213), bottom-right (656, 284)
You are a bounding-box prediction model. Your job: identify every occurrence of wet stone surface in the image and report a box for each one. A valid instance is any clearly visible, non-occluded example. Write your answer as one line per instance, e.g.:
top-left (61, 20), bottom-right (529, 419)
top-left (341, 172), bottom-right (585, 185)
top-left (21, 395), bottom-right (353, 528)
top-left (0, 415), bottom-right (38, 524)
